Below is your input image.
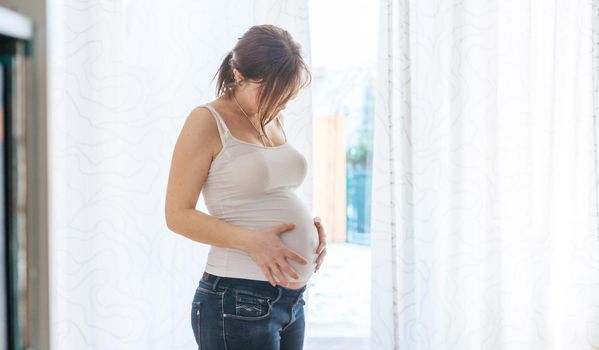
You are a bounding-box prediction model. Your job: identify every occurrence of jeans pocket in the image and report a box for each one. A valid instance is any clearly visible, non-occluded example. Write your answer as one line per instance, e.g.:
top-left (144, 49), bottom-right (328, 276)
top-left (223, 289), bottom-right (272, 321)
top-left (191, 301), bottom-right (202, 347)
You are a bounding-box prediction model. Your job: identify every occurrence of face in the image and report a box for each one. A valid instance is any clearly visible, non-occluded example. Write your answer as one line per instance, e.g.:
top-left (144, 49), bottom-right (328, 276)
top-left (230, 68), bottom-right (299, 115)
top-left (231, 68), bottom-right (263, 115)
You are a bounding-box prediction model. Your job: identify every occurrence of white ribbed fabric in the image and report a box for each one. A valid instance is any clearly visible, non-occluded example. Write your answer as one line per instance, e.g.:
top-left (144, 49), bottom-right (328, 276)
top-left (197, 103), bottom-right (318, 283)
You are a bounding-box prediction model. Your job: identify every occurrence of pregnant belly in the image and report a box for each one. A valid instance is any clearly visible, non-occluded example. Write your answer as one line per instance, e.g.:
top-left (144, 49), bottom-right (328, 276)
top-left (222, 191), bottom-right (319, 284)
top-left (275, 197), bottom-right (320, 284)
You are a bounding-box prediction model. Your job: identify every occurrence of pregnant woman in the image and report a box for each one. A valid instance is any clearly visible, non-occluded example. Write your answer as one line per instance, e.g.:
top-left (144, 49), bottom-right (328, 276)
top-left (165, 24), bottom-right (328, 350)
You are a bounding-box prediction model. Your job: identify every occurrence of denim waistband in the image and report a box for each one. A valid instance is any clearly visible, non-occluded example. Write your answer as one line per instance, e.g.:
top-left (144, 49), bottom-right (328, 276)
top-left (201, 271), bottom-right (307, 297)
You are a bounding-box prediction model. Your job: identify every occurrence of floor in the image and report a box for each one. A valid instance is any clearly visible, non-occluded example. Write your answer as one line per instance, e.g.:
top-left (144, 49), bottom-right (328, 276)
top-left (302, 242), bottom-right (371, 350)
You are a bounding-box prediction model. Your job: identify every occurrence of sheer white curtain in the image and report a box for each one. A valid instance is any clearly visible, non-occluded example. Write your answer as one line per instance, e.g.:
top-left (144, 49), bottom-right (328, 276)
top-left (371, 0), bottom-right (599, 349)
top-left (47, 1), bottom-right (312, 349)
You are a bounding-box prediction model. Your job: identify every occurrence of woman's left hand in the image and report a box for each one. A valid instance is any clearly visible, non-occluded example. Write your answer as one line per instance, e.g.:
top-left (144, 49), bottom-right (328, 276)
top-left (313, 217), bottom-right (327, 273)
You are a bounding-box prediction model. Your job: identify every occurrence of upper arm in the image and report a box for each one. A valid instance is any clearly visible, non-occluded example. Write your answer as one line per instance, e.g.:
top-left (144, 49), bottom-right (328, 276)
top-left (165, 107), bottom-right (219, 226)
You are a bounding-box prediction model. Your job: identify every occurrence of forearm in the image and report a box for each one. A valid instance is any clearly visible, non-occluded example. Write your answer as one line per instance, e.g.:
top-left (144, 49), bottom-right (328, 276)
top-left (166, 208), bottom-right (252, 252)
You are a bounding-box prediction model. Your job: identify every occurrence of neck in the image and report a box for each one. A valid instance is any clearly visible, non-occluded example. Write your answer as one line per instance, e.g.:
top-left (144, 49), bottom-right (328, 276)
top-left (230, 96), bottom-right (260, 124)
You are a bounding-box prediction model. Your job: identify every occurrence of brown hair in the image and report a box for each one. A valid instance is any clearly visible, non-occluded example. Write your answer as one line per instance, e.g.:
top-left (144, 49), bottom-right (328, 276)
top-left (212, 24), bottom-right (312, 135)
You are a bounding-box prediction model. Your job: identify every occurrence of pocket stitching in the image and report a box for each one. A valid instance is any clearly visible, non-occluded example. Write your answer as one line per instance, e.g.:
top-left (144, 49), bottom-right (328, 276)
top-left (223, 290), bottom-right (272, 321)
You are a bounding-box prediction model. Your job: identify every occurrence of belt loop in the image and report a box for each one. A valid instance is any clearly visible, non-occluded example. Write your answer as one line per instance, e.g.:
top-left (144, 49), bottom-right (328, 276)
top-left (212, 275), bottom-right (221, 291)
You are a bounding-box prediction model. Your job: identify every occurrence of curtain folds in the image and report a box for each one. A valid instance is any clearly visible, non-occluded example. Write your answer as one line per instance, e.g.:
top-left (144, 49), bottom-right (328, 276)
top-left (371, 0), bottom-right (599, 349)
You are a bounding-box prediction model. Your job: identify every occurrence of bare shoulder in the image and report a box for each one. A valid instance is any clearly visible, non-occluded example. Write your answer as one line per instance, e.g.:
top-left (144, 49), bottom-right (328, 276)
top-left (182, 105), bottom-right (221, 160)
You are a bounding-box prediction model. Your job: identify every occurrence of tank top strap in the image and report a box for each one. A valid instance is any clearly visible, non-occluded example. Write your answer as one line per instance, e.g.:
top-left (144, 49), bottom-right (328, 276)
top-left (200, 103), bottom-right (230, 144)
top-left (277, 113), bottom-right (287, 142)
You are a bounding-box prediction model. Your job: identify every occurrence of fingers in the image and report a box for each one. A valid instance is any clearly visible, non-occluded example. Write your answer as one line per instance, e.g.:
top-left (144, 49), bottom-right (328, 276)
top-left (316, 241), bottom-right (326, 255)
top-left (317, 247), bottom-right (326, 267)
top-left (261, 265), bottom-right (277, 287)
top-left (315, 248), bottom-right (327, 265)
top-left (286, 249), bottom-right (309, 265)
top-left (270, 264), bottom-right (289, 287)
top-left (278, 257), bottom-right (301, 280)
top-left (315, 248), bottom-right (327, 272)
top-left (313, 217), bottom-right (327, 255)
top-left (314, 216), bottom-right (321, 225)
top-left (279, 223), bottom-right (296, 233)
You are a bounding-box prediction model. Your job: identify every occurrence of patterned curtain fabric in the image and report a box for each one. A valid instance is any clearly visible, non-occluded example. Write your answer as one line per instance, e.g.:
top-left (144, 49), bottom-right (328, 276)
top-left (371, 0), bottom-right (599, 349)
top-left (47, 1), bottom-right (312, 348)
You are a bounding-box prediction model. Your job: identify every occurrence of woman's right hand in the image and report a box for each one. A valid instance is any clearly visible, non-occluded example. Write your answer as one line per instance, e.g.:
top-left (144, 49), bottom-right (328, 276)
top-left (243, 223), bottom-right (309, 287)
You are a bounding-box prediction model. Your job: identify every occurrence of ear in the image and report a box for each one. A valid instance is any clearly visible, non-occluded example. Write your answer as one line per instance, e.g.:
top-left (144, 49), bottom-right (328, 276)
top-left (232, 68), bottom-right (243, 81)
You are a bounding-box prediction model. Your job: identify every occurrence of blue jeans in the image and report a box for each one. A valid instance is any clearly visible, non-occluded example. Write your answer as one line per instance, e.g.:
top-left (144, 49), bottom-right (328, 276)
top-left (191, 271), bottom-right (308, 350)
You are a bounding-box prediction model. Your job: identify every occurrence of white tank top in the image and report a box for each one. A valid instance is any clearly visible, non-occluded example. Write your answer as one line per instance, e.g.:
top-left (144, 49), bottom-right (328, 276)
top-left (197, 103), bottom-right (318, 283)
